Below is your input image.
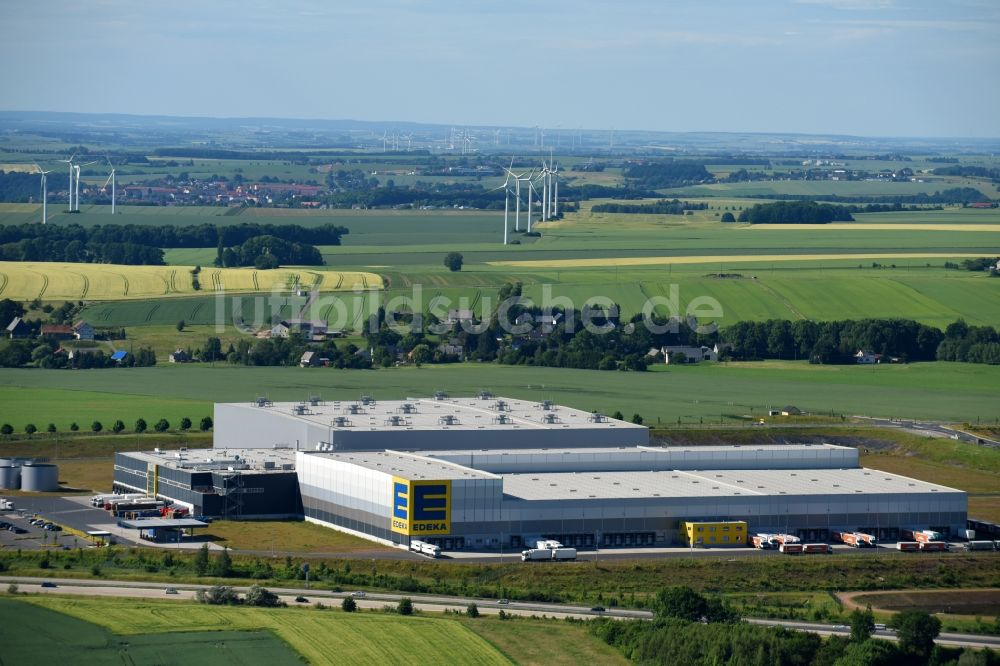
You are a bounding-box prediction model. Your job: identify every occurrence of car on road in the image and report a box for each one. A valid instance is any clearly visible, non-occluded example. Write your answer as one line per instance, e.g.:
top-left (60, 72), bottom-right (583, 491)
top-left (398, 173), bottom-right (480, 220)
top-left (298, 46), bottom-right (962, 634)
top-left (874, 623), bottom-right (887, 631)
top-left (497, 599), bottom-right (510, 605)
top-left (590, 606), bottom-right (606, 613)
top-left (165, 587), bottom-right (179, 594)
top-left (295, 596), bottom-right (309, 603)
top-left (40, 582), bottom-right (56, 588)
top-left (833, 625), bottom-right (848, 630)
top-left (350, 591), bottom-right (366, 598)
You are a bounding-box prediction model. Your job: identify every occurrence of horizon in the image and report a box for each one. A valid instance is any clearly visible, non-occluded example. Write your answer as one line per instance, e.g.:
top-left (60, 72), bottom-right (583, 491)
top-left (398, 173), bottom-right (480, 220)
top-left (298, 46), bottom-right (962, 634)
top-left (2, 1), bottom-right (998, 139)
top-left (0, 108), bottom-right (997, 144)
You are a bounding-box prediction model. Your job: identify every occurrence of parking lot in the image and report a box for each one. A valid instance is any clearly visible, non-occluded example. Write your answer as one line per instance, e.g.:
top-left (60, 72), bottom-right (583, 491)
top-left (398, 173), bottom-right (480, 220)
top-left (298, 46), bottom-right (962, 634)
top-left (0, 509), bottom-right (90, 551)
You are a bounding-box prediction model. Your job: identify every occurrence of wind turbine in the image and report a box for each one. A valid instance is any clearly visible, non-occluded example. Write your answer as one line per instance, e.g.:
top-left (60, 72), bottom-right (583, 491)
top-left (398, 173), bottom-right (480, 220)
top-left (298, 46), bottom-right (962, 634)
top-left (551, 161), bottom-right (559, 217)
top-left (512, 168), bottom-right (529, 232)
top-left (491, 162), bottom-right (517, 245)
top-left (34, 165), bottom-right (52, 224)
top-left (103, 157), bottom-right (117, 215)
top-left (58, 154), bottom-right (76, 212)
top-left (73, 160), bottom-right (98, 212)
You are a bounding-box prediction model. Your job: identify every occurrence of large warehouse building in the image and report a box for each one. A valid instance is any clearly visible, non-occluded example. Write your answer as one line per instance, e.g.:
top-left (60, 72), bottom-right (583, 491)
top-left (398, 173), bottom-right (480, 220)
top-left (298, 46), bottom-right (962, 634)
top-left (113, 396), bottom-right (967, 551)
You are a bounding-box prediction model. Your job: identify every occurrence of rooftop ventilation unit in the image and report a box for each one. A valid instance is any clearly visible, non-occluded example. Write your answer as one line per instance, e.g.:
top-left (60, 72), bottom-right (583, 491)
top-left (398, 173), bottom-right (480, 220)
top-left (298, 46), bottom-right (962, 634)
top-left (399, 403), bottom-right (417, 414)
top-left (345, 404), bottom-right (364, 415)
top-left (493, 400), bottom-right (509, 412)
top-left (385, 415), bottom-right (408, 427)
top-left (263, 461), bottom-right (276, 470)
top-left (541, 400), bottom-right (554, 410)
top-left (588, 412), bottom-right (608, 423)
top-left (360, 395), bottom-right (375, 406)
top-left (332, 416), bottom-right (352, 427)
top-left (542, 413), bottom-right (559, 424)
top-left (254, 397), bottom-right (272, 408)
top-left (478, 390), bottom-right (494, 400)
top-left (434, 391), bottom-right (448, 400)
top-left (438, 414), bottom-right (460, 426)
top-left (292, 404), bottom-right (309, 415)
top-left (493, 414), bottom-right (512, 425)
top-left (308, 395), bottom-right (322, 406)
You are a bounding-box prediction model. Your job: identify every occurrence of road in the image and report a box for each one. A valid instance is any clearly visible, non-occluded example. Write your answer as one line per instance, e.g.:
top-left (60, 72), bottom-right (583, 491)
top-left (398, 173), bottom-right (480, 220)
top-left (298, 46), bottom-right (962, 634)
top-left (856, 416), bottom-right (1000, 448)
top-left (3, 575), bottom-right (999, 650)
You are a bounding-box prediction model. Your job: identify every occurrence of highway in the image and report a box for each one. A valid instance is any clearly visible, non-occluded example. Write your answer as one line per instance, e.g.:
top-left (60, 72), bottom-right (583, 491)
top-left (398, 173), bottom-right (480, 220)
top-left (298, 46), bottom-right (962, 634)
top-left (3, 575), bottom-right (999, 650)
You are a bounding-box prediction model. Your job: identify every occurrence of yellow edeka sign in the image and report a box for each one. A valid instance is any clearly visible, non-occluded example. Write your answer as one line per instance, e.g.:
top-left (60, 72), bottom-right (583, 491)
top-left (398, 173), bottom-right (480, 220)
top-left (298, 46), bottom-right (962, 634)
top-left (391, 477), bottom-right (451, 536)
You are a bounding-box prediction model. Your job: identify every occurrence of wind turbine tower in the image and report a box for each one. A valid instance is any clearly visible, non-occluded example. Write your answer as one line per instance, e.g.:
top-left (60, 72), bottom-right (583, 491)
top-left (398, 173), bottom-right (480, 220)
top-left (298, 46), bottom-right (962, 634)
top-left (34, 165), bottom-right (51, 224)
top-left (59, 154), bottom-right (76, 212)
top-left (104, 157), bottom-right (117, 215)
top-left (72, 161), bottom-right (97, 212)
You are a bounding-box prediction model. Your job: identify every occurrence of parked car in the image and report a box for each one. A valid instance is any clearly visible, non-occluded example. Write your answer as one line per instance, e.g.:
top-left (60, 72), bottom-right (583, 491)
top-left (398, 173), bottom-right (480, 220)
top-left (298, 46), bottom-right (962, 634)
top-left (40, 582), bottom-right (56, 588)
top-left (497, 599), bottom-right (510, 605)
top-left (295, 596), bottom-right (309, 603)
top-left (590, 606), bottom-right (606, 613)
top-left (165, 587), bottom-right (178, 595)
top-left (350, 591), bottom-right (366, 598)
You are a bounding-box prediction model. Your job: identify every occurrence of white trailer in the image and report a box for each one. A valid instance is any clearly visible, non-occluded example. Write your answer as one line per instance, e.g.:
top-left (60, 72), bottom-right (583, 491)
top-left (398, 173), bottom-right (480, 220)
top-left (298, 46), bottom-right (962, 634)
top-left (409, 540), bottom-right (441, 558)
top-left (552, 548), bottom-right (577, 561)
top-left (964, 541), bottom-right (997, 551)
top-left (521, 548), bottom-right (552, 561)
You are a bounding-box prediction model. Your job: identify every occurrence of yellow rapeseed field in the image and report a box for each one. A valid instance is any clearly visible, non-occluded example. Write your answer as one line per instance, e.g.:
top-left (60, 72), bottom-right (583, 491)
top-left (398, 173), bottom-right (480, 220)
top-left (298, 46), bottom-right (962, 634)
top-left (0, 262), bottom-right (382, 301)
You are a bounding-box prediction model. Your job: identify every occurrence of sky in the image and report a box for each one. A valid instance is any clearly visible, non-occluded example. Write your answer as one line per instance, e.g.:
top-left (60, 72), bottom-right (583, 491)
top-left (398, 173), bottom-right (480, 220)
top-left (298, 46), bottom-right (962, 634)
top-left (2, 0), bottom-right (998, 138)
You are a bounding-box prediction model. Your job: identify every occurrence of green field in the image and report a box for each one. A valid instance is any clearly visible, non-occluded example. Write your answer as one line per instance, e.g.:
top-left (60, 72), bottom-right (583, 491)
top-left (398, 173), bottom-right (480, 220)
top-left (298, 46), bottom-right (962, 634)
top-left (12, 597), bottom-right (512, 666)
top-left (0, 597), bottom-right (304, 665)
top-left (1, 362), bottom-right (998, 430)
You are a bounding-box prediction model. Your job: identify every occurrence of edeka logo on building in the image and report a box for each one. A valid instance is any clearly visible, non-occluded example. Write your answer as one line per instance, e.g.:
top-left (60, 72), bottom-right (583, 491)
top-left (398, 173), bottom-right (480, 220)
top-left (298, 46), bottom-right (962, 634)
top-left (391, 477), bottom-right (451, 535)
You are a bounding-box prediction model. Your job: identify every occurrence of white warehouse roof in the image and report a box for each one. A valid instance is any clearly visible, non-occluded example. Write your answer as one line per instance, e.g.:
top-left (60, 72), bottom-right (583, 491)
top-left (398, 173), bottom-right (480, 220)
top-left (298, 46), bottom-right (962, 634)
top-left (500, 467), bottom-right (965, 501)
top-left (305, 450), bottom-right (499, 481)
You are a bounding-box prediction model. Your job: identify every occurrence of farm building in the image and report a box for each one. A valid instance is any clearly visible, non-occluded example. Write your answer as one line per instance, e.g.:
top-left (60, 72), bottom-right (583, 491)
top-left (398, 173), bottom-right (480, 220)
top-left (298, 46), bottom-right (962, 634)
top-left (106, 396), bottom-right (970, 552)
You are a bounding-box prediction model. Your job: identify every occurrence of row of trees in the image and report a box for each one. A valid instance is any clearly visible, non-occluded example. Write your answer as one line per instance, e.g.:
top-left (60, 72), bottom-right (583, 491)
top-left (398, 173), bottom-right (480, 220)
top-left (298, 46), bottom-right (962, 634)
top-left (623, 161), bottom-right (714, 188)
top-left (740, 187), bottom-right (991, 205)
top-left (737, 200), bottom-right (855, 224)
top-left (0, 238), bottom-right (165, 265)
top-left (214, 234), bottom-right (324, 268)
top-left (722, 318), bottom-right (945, 364)
top-left (0, 222), bottom-right (348, 249)
top-left (591, 586), bottom-right (978, 666)
top-left (0, 416), bottom-right (212, 437)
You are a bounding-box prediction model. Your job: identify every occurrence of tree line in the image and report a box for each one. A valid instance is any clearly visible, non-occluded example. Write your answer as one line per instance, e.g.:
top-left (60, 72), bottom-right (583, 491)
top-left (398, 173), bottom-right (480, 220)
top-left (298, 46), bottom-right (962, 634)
top-left (215, 235), bottom-right (324, 268)
top-left (623, 161), bottom-right (714, 189)
top-left (590, 586), bottom-right (982, 666)
top-left (737, 200), bottom-right (855, 224)
top-left (0, 238), bottom-right (165, 265)
top-left (0, 171), bottom-right (71, 203)
top-left (1, 416), bottom-right (212, 438)
top-left (0, 222), bottom-right (347, 248)
top-left (739, 187), bottom-right (992, 205)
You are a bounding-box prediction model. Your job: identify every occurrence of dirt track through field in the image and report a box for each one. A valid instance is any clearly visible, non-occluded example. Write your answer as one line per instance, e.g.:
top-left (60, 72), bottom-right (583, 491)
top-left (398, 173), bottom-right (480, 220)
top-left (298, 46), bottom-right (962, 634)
top-left (838, 588), bottom-right (1000, 616)
top-left (489, 252), bottom-right (985, 269)
top-left (748, 224), bottom-right (1000, 232)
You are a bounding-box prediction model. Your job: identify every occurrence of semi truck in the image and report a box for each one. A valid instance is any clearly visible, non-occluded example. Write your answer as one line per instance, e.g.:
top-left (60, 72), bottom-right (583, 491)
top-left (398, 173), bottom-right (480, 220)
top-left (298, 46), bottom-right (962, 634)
top-left (752, 535), bottom-right (774, 549)
top-left (521, 547), bottom-right (577, 562)
top-left (896, 541), bottom-right (920, 552)
top-left (901, 528), bottom-right (942, 544)
top-left (831, 531), bottom-right (876, 547)
top-left (409, 540), bottom-right (441, 558)
top-left (964, 541), bottom-right (997, 551)
top-left (803, 543), bottom-right (832, 554)
top-left (919, 541), bottom-right (947, 552)
top-left (91, 493), bottom-right (147, 508)
top-left (778, 543), bottom-right (803, 554)
top-left (773, 534), bottom-right (800, 545)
